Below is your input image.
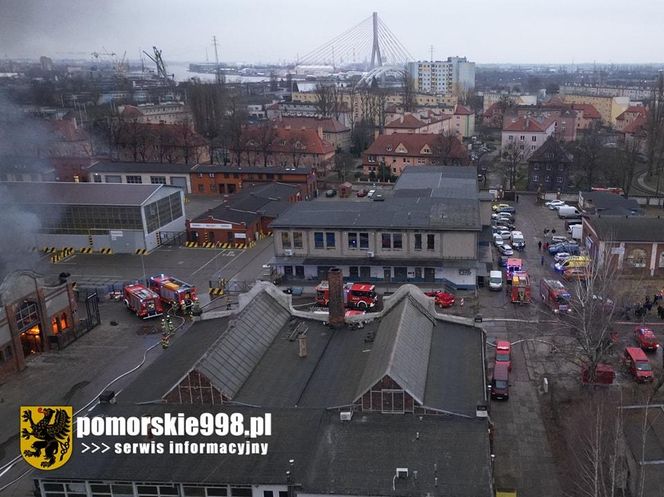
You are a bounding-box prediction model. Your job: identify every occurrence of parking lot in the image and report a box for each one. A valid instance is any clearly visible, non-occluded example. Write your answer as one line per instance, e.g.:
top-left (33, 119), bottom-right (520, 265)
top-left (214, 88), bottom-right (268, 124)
top-left (481, 194), bottom-right (664, 496)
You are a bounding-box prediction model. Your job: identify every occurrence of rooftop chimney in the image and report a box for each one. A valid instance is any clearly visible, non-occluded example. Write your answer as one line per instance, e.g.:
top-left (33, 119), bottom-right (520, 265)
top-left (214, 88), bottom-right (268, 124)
top-left (327, 268), bottom-right (345, 329)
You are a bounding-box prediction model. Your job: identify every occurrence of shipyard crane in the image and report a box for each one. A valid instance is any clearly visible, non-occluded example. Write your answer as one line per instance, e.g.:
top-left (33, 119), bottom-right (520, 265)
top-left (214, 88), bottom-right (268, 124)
top-left (142, 46), bottom-right (173, 82)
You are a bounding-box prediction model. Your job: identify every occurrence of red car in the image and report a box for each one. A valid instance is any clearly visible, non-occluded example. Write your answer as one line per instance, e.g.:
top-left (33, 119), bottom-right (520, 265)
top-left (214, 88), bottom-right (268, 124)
top-left (495, 340), bottom-right (512, 371)
top-left (356, 189), bottom-right (369, 197)
top-left (424, 291), bottom-right (456, 308)
top-left (634, 327), bottom-right (660, 351)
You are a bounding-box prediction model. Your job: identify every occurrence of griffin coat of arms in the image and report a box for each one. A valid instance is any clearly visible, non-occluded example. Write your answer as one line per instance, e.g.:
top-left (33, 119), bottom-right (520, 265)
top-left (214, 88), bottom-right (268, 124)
top-left (20, 406), bottom-right (73, 470)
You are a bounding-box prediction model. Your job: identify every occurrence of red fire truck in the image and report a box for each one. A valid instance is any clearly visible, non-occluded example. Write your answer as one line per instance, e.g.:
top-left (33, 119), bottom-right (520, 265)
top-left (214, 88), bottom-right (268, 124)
top-left (511, 271), bottom-right (531, 304)
top-left (315, 281), bottom-right (378, 310)
top-left (539, 279), bottom-right (572, 314)
top-left (123, 284), bottom-right (164, 319)
top-left (149, 274), bottom-right (198, 312)
top-left (505, 258), bottom-right (523, 282)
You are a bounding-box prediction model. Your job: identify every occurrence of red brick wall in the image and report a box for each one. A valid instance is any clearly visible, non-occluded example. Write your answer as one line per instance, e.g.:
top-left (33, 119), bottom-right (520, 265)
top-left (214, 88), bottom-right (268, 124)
top-left (163, 369), bottom-right (225, 404)
top-left (187, 216), bottom-right (260, 244)
top-left (189, 171), bottom-right (316, 197)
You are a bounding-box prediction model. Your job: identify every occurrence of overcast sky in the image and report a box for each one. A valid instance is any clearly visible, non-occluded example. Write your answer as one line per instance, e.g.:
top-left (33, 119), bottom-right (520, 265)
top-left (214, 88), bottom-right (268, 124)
top-left (1, 0), bottom-right (663, 65)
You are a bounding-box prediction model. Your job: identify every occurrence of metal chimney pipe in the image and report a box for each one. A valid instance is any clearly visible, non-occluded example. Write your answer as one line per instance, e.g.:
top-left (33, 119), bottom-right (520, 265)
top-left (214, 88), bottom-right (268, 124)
top-left (327, 267), bottom-right (345, 329)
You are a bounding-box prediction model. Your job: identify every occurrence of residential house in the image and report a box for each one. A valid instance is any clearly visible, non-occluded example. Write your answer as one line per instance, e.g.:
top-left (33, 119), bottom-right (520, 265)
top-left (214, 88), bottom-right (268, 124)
top-left (384, 113), bottom-right (450, 135)
top-left (273, 116), bottom-right (351, 151)
top-left (516, 105), bottom-right (578, 142)
top-left (561, 94), bottom-right (630, 125)
top-left (568, 103), bottom-right (602, 130)
top-left (271, 166), bottom-right (482, 289)
top-left (362, 133), bottom-right (469, 177)
top-left (35, 284), bottom-right (493, 497)
top-left (118, 102), bottom-right (191, 125)
top-left (501, 116), bottom-right (557, 158)
top-left (189, 164), bottom-right (317, 197)
top-left (452, 104), bottom-right (475, 137)
top-left (527, 137), bottom-right (573, 192)
top-left (230, 126), bottom-right (335, 174)
top-left (582, 216), bottom-right (664, 277)
top-left (615, 106), bottom-right (647, 132)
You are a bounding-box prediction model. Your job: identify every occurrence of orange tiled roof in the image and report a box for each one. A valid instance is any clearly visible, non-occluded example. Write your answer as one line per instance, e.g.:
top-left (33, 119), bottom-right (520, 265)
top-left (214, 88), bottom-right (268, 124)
top-left (364, 133), bottom-right (468, 160)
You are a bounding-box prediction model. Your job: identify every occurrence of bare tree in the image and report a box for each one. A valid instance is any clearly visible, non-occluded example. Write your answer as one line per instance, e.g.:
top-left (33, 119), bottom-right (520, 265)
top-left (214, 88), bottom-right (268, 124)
top-left (224, 93), bottom-right (248, 165)
top-left (645, 73), bottom-right (664, 178)
top-left (433, 131), bottom-right (462, 166)
top-left (501, 141), bottom-right (530, 190)
top-left (573, 122), bottom-right (604, 190)
top-left (401, 69), bottom-right (416, 112)
top-left (314, 83), bottom-right (336, 118)
top-left (187, 81), bottom-right (227, 163)
top-left (334, 149), bottom-right (356, 181)
top-left (257, 121), bottom-right (275, 166)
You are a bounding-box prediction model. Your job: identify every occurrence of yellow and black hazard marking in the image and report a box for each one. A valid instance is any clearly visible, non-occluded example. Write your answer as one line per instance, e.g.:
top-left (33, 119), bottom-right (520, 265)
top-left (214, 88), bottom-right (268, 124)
top-left (49, 248), bottom-right (75, 264)
top-left (79, 247), bottom-right (93, 254)
top-left (184, 241), bottom-right (197, 247)
top-left (42, 247), bottom-right (56, 253)
top-left (209, 288), bottom-right (225, 297)
top-left (135, 248), bottom-right (148, 255)
top-left (216, 242), bottom-right (232, 249)
top-left (99, 248), bottom-right (113, 254)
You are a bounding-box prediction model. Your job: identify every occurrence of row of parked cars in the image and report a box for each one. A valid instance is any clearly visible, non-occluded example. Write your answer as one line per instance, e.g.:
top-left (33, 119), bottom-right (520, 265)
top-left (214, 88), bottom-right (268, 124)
top-left (491, 204), bottom-right (523, 257)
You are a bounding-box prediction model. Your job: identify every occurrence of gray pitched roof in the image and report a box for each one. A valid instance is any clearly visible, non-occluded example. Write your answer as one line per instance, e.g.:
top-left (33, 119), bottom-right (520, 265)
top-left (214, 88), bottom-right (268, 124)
top-left (191, 205), bottom-right (260, 225)
top-left (355, 296), bottom-right (436, 404)
top-left (581, 191), bottom-right (641, 216)
top-left (191, 291), bottom-right (292, 398)
top-left (586, 216), bottom-right (664, 242)
top-left (0, 181), bottom-right (170, 206)
top-left (271, 197), bottom-right (481, 230)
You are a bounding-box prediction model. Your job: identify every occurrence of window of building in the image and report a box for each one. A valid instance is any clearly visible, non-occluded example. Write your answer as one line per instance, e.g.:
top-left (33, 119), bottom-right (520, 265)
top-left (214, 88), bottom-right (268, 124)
top-left (210, 184), bottom-right (217, 192)
top-left (281, 232), bottom-right (291, 249)
top-left (126, 175), bottom-right (142, 184)
top-left (546, 164), bottom-right (552, 170)
top-left (508, 135), bottom-right (514, 142)
top-left (348, 232), bottom-right (358, 249)
top-left (532, 174), bottom-right (539, 182)
top-left (314, 232), bottom-right (324, 249)
top-left (659, 251), bottom-right (664, 268)
top-left (105, 175), bottom-right (122, 183)
top-left (198, 184), bottom-right (205, 193)
top-left (533, 164), bottom-right (539, 171)
top-left (263, 492), bottom-right (274, 497)
top-left (393, 233), bottom-right (403, 250)
top-left (427, 234), bottom-right (435, 250)
top-left (326, 232), bottom-right (336, 248)
top-left (531, 136), bottom-right (537, 141)
top-left (382, 233), bottom-right (392, 249)
top-left (531, 145), bottom-right (536, 151)
top-left (627, 248), bottom-right (647, 268)
top-left (556, 176), bottom-right (563, 183)
top-left (359, 232), bottom-right (369, 249)
top-left (545, 175), bottom-right (551, 182)
top-left (519, 135), bottom-right (525, 141)
top-left (414, 233), bottom-right (422, 250)
top-left (293, 232), bottom-right (303, 249)
top-left (93, 174), bottom-right (102, 183)
top-left (150, 176), bottom-right (167, 184)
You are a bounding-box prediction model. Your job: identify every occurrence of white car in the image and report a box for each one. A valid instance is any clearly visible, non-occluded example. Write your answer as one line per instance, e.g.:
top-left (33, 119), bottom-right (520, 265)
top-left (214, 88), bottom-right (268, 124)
top-left (493, 233), bottom-right (504, 246)
top-left (498, 229), bottom-right (512, 240)
top-left (546, 200), bottom-right (566, 210)
top-left (554, 252), bottom-right (572, 263)
top-left (551, 235), bottom-right (568, 244)
top-left (498, 244), bottom-right (514, 256)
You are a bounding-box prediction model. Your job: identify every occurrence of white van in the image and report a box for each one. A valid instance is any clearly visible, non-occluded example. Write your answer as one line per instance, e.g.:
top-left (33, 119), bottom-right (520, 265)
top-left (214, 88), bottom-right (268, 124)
top-left (510, 231), bottom-right (525, 250)
top-left (558, 206), bottom-right (581, 218)
top-left (367, 189), bottom-right (377, 199)
top-left (489, 270), bottom-right (503, 291)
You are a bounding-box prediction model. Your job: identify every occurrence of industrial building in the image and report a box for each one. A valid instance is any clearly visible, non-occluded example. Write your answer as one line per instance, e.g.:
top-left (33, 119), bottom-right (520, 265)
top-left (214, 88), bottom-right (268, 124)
top-left (0, 271), bottom-right (79, 379)
top-left (0, 182), bottom-right (186, 253)
top-left (35, 283), bottom-right (493, 497)
top-left (87, 160), bottom-right (193, 193)
top-left (270, 166), bottom-right (489, 289)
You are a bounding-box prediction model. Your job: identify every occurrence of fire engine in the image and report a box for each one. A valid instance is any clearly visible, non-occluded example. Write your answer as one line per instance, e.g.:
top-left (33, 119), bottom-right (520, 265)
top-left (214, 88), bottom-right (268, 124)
top-left (123, 284), bottom-right (164, 319)
top-left (149, 274), bottom-right (198, 312)
top-left (315, 281), bottom-right (378, 310)
top-left (505, 258), bottom-right (523, 282)
top-left (539, 279), bottom-right (572, 313)
top-left (511, 271), bottom-right (531, 304)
